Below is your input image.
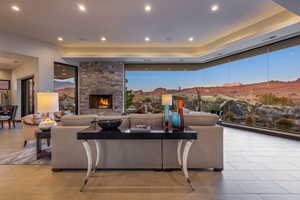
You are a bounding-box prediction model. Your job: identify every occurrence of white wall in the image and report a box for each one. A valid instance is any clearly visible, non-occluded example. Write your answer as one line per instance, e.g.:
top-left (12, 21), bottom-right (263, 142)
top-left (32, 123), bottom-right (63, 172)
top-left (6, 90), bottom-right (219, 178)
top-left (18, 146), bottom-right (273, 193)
top-left (11, 58), bottom-right (38, 119)
top-left (0, 31), bottom-right (78, 118)
top-left (0, 31), bottom-right (78, 92)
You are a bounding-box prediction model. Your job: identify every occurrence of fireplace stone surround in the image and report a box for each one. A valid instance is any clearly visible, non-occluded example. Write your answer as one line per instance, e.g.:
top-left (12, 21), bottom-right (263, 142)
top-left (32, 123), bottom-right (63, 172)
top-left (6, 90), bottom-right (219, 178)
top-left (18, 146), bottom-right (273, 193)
top-left (79, 62), bottom-right (124, 114)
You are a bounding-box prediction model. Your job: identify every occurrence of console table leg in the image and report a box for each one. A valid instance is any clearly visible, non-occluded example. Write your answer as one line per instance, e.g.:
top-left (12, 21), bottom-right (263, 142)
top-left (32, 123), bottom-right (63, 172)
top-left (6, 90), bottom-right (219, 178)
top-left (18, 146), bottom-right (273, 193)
top-left (93, 140), bottom-right (101, 175)
top-left (177, 140), bottom-right (183, 168)
top-left (182, 140), bottom-right (194, 191)
top-left (80, 140), bottom-right (93, 192)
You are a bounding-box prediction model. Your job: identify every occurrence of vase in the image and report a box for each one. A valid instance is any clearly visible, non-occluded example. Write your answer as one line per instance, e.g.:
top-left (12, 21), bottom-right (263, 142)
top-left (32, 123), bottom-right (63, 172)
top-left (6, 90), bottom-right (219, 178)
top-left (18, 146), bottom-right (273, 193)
top-left (163, 105), bottom-right (169, 131)
top-left (171, 112), bottom-right (181, 130)
top-left (177, 98), bottom-right (184, 130)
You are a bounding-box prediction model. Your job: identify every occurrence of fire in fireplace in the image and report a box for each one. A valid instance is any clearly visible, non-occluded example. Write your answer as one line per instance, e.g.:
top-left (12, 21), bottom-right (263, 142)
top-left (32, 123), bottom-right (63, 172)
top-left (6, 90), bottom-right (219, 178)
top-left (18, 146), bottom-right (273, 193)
top-left (89, 95), bottom-right (113, 109)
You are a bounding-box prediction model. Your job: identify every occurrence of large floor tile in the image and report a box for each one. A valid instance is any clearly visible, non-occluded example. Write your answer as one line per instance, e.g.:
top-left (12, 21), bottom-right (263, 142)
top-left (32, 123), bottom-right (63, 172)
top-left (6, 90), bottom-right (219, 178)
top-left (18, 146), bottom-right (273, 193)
top-left (216, 194), bottom-right (262, 200)
top-left (238, 181), bottom-right (288, 194)
top-left (250, 170), bottom-right (298, 181)
top-left (260, 194), bottom-right (300, 200)
top-left (275, 181), bottom-right (300, 194)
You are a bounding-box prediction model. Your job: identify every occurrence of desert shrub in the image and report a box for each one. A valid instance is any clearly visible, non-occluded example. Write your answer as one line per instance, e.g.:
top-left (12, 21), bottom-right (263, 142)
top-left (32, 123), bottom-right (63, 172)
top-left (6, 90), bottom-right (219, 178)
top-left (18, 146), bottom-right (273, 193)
top-left (201, 101), bottom-right (221, 113)
top-left (245, 115), bottom-right (256, 126)
top-left (274, 118), bottom-right (295, 131)
top-left (224, 112), bottom-right (234, 121)
top-left (125, 89), bottom-right (135, 109)
top-left (258, 93), bottom-right (295, 106)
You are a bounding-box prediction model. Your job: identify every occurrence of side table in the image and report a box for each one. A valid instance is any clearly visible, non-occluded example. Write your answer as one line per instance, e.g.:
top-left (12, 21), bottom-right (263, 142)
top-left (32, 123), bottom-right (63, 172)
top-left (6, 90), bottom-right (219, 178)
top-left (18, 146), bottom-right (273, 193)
top-left (35, 129), bottom-right (51, 160)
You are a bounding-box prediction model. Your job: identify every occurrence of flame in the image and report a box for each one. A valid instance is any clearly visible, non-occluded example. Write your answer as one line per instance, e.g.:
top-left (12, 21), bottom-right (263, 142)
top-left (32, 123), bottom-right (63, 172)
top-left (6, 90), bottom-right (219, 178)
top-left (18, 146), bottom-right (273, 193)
top-left (98, 97), bottom-right (109, 108)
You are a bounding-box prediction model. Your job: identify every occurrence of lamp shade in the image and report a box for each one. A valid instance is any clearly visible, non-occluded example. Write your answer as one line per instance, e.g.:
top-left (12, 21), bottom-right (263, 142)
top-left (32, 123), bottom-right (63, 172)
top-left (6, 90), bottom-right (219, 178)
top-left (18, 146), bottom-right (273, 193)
top-left (162, 94), bottom-right (172, 105)
top-left (37, 92), bottom-right (59, 113)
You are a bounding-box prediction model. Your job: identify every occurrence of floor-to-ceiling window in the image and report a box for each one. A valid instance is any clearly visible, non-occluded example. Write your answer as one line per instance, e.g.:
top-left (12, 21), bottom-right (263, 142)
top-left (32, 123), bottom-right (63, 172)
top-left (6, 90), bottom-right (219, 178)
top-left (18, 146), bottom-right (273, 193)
top-left (53, 62), bottom-right (78, 114)
top-left (126, 43), bottom-right (300, 133)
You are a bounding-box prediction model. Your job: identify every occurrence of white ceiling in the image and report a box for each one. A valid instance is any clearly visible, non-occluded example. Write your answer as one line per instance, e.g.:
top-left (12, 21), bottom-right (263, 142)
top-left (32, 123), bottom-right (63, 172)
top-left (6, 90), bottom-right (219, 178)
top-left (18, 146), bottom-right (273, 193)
top-left (273, 0), bottom-right (300, 16)
top-left (0, 0), bottom-right (300, 64)
top-left (0, 0), bottom-right (284, 45)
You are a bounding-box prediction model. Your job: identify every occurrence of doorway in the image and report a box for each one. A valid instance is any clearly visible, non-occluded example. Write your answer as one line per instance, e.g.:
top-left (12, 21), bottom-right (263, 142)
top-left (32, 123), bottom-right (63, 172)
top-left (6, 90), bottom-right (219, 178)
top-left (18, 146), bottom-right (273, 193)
top-left (21, 76), bottom-right (34, 117)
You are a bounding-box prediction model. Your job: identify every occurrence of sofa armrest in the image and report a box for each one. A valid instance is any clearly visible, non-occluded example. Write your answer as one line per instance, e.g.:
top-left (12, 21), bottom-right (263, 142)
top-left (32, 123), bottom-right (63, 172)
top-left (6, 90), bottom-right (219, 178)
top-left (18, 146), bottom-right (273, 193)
top-left (51, 126), bottom-right (89, 169)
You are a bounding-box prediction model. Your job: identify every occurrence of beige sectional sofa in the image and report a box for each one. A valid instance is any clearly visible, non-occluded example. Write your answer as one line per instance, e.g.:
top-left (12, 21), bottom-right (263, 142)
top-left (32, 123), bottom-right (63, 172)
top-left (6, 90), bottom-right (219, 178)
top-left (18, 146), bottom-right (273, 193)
top-left (51, 113), bottom-right (223, 171)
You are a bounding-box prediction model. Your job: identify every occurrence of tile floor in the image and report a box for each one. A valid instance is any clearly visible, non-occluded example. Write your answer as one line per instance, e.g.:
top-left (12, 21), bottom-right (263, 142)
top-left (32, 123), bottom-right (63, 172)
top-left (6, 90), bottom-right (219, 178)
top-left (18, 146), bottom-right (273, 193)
top-left (1, 125), bottom-right (300, 199)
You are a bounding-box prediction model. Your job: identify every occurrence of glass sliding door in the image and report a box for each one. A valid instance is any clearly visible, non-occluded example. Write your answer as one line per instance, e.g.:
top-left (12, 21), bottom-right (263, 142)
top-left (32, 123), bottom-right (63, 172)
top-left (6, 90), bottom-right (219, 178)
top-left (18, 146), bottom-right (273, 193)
top-left (54, 62), bottom-right (78, 114)
top-left (269, 45), bottom-right (300, 133)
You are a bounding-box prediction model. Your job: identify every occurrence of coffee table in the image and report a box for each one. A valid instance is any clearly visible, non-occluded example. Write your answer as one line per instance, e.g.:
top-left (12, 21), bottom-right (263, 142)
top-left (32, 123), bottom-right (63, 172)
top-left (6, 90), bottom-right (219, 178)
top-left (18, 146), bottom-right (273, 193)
top-left (77, 126), bottom-right (197, 192)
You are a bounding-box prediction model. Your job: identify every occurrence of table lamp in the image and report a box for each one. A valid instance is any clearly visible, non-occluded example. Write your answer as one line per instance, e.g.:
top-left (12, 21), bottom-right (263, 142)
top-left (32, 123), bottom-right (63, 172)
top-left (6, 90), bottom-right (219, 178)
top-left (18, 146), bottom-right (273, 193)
top-left (162, 94), bottom-right (172, 131)
top-left (37, 92), bottom-right (59, 130)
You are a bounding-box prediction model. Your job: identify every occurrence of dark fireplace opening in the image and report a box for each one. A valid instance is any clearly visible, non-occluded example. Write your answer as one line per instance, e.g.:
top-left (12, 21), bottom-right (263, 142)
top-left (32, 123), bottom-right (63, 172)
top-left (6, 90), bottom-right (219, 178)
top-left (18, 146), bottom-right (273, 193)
top-left (89, 95), bottom-right (113, 109)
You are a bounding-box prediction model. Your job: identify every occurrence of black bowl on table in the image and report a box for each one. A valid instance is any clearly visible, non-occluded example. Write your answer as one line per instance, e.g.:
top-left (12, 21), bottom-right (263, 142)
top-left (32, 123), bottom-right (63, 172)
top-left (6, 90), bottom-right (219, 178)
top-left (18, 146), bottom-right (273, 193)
top-left (96, 119), bottom-right (122, 130)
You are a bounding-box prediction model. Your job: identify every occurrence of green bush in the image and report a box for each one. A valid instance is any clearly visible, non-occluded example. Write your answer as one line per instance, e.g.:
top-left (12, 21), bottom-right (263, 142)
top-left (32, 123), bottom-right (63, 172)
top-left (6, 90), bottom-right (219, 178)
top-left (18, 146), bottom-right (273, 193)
top-left (224, 112), bottom-right (234, 121)
top-left (258, 93), bottom-right (295, 106)
top-left (274, 118), bottom-right (295, 131)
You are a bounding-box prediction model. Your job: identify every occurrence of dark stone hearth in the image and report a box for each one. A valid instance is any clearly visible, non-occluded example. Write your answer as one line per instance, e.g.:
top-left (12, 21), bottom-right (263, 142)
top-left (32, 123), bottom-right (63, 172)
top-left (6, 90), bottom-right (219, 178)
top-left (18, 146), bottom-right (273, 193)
top-left (79, 62), bottom-right (124, 114)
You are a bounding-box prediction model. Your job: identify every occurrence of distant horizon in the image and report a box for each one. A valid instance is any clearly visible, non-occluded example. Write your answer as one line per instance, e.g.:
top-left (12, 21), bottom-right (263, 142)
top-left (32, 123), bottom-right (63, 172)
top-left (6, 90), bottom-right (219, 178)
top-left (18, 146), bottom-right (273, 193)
top-left (126, 44), bottom-right (300, 91)
top-left (128, 77), bottom-right (300, 92)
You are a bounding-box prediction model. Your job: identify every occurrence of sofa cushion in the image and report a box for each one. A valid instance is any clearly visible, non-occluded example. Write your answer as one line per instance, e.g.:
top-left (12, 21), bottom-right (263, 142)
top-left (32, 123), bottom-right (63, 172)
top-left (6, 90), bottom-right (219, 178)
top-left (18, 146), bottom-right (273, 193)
top-left (128, 114), bottom-right (163, 119)
top-left (184, 113), bottom-right (219, 126)
top-left (96, 115), bottom-right (129, 120)
top-left (61, 115), bottom-right (97, 126)
top-left (129, 114), bottom-right (163, 129)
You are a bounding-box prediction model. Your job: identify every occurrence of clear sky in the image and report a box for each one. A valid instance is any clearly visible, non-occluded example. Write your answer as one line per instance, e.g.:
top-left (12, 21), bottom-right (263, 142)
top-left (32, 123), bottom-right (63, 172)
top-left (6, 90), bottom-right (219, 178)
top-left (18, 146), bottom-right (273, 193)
top-left (126, 45), bottom-right (300, 91)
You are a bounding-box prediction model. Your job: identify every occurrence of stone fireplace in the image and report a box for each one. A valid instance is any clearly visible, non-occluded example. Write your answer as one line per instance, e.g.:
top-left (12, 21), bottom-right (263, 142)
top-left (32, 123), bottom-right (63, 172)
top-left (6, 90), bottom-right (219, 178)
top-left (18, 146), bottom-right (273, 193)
top-left (79, 62), bottom-right (124, 114)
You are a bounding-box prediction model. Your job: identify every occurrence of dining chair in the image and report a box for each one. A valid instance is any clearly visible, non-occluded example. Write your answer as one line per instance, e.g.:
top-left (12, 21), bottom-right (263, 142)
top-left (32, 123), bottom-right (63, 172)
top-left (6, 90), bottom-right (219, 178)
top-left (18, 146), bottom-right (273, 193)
top-left (0, 105), bottom-right (18, 128)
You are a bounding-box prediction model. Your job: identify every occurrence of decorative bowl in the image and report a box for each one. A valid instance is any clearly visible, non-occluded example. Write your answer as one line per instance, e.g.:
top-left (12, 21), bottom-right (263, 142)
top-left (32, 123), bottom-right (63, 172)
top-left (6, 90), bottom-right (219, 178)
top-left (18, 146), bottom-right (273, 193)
top-left (97, 119), bottom-right (122, 130)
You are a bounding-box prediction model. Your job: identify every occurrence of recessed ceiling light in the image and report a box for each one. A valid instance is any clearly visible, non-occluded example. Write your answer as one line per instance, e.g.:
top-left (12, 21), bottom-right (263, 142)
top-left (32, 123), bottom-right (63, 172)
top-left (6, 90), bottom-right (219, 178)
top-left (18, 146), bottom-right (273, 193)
top-left (57, 37), bottom-right (63, 42)
top-left (211, 4), bottom-right (219, 12)
top-left (101, 36), bottom-right (106, 42)
top-left (145, 37), bottom-right (150, 42)
top-left (144, 4), bottom-right (152, 12)
top-left (11, 5), bottom-right (20, 12)
top-left (77, 3), bottom-right (86, 12)
top-left (188, 37), bottom-right (194, 42)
